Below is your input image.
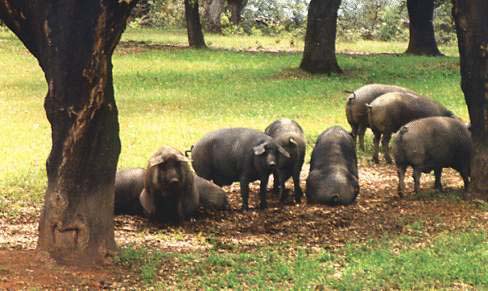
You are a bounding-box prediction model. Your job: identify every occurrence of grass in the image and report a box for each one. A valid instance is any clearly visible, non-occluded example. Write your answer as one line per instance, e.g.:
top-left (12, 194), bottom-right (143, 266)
top-left (115, 245), bottom-right (167, 284)
top-left (145, 230), bottom-right (487, 289)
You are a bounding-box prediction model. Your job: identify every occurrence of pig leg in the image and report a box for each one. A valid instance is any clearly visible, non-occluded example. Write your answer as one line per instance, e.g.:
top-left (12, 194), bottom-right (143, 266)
top-left (351, 124), bottom-right (359, 148)
top-left (434, 168), bottom-right (443, 192)
top-left (259, 175), bottom-right (270, 209)
top-left (381, 133), bottom-right (392, 164)
top-left (413, 168), bottom-right (422, 194)
top-left (278, 172), bottom-right (289, 204)
top-left (292, 170), bottom-right (303, 203)
top-left (239, 178), bottom-right (250, 211)
top-left (357, 124), bottom-right (367, 152)
top-left (372, 130), bottom-right (381, 164)
top-left (397, 165), bottom-right (406, 197)
top-left (459, 166), bottom-right (470, 192)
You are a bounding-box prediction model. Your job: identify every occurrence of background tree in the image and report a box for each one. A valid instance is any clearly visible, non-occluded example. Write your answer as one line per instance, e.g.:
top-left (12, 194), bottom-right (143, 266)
top-left (185, 0), bottom-right (207, 48)
top-left (227, 0), bottom-right (247, 25)
top-left (405, 0), bottom-right (442, 55)
top-left (300, 0), bottom-right (342, 74)
top-left (205, 0), bottom-right (225, 32)
top-left (452, 0), bottom-right (488, 200)
top-left (0, 0), bottom-right (137, 264)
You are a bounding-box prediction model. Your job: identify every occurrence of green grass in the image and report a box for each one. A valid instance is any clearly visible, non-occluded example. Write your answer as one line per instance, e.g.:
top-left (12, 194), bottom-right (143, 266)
top-left (115, 245), bottom-right (167, 284)
top-left (122, 28), bottom-right (460, 56)
top-left (0, 28), bottom-right (466, 211)
top-left (150, 230), bottom-right (487, 289)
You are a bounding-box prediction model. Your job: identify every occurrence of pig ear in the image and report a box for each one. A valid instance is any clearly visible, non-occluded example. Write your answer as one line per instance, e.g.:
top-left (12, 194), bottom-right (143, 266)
top-left (253, 143), bottom-right (266, 156)
top-left (148, 154), bottom-right (165, 168)
top-left (139, 189), bottom-right (155, 216)
top-left (289, 137), bottom-right (298, 146)
top-left (278, 145), bottom-right (291, 159)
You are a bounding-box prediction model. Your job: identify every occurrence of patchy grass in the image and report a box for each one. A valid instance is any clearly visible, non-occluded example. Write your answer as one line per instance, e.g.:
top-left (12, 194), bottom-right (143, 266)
top-left (146, 230), bottom-right (487, 289)
top-left (115, 245), bottom-right (167, 284)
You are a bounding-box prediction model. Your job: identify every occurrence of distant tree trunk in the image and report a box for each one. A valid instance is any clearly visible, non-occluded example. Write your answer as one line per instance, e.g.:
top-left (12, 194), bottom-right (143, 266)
top-left (0, 0), bottom-right (137, 264)
top-left (227, 0), bottom-right (247, 25)
top-left (452, 0), bottom-right (488, 200)
top-left (185, 0), bottom-right (206, 48)
top-left (300, 0), bottom-right (342, 74)
top-left (205, 0), bottom-right (225, 33)
top-left (405, 0), bottom-right (443, 56)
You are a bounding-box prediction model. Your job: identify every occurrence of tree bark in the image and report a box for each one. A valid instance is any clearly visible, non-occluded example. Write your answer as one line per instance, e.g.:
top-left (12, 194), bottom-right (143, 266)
top-left (405, 0), bottom-right (443, 56)
top-left (185, 0), bottom-right (206, 48)
top-left (205, 0), bottom-right (224, 33)
top-left (0, 0), bottom-right (137, 264)
top-left (452, 0), bottom-right (488, 200)
top-left (300, 0), bottom-right (342, 74)
top-left (227, 0), bottom-right (246, 25)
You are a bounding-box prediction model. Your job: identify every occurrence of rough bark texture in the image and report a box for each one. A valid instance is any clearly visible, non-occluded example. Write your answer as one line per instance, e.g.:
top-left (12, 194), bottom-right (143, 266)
top-left (452, 0), bottom-right (488, 200)
top-left (185, 0), bottom-right (206, 48)
top-left (0, 0), bottom-right (137, 264)
top-left (227, 0), bottom-right (246, 25)
top-left (405, 0), bottom-right (443, 56)
top-left (205, 0), bottom-right (224, 33)
top-left (300, 0), bottom-right (342, 74)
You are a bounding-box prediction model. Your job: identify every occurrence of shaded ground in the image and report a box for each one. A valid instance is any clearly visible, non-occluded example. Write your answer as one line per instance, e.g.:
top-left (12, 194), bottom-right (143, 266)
top-left (1, 163), bottom-right (487, 288)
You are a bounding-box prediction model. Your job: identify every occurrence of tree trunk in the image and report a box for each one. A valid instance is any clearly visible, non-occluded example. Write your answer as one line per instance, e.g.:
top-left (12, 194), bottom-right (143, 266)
top-left (205, 0), bottom-right (224, 33)
top-left (300, 0), bottom-right (342, 74)
top-left (452, 0), bottom-right (488, 200)
top-left (0, 0), bottom-right (137, 264)
top-left (185, 0), bottom-right (207, 48)
top-left (405, 0), bottom-right (443, 56)
top-left (227, 0), bottom-right (246, 25)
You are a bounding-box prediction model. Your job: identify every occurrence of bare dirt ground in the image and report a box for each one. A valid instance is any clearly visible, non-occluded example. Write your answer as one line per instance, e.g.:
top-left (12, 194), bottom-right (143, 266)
top-left (1, 163), bottom-right (487, 288)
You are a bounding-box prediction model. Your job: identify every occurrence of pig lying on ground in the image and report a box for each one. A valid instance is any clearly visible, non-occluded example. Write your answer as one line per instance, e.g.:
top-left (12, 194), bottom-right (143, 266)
top-left (367, 92), bottom-right (454, 163)
top-left (345, 84), bottom-right (415, 151)
top-left (191, 128), bottom-right (290, 210)
top-left (114, 168), bottom-right (145, 216)
top-left (392, 116), bottom-right (472, 197)
top-left (306, 126), bottom-right (359, 205)
top-left (264, 118), bottom-right (306, 203)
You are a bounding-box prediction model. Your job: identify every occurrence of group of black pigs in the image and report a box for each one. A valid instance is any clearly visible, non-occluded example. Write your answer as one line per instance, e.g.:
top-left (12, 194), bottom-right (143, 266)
top-left (114, 83), bottom-right (472, 224)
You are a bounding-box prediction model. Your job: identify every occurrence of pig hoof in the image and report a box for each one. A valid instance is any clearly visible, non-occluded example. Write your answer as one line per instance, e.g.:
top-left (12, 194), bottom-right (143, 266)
top-left (372, 157), bottom-right (379, 164)
top-left (385, 158), bottom-right (393, 164)
top-left (259, 203), bottom-right (268, 210)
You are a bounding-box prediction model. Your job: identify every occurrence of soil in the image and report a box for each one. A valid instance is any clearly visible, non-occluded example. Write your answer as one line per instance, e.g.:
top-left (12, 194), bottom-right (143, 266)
top-left (1, 163), bottom-right (487, 288)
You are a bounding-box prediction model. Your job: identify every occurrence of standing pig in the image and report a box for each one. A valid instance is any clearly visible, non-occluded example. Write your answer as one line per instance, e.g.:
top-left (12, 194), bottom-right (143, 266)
top-left (264, 118), bottom-right (306, 203)
top-left (392, 116), bottom-right (472, 197)
top-left (367, 92), bottom-right (454, 164)
top-left (306, 126), bottom-right (359, 205)
top-left (345, 84), bottom-right (415, 151)
top-left (114, 168), bottom-right (145, 216)
top-left (139, 146), bottom-right (199, 224)
top-left (191, 128), bottom-right (291, 210)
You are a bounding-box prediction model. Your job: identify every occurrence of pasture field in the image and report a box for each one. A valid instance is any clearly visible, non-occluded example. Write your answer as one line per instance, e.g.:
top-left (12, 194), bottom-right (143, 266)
top-left (0, 28), bottom-right (486, 289)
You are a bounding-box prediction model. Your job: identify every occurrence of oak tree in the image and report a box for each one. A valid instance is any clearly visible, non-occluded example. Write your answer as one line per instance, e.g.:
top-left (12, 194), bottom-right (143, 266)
top-left (0, 0), bottom-right (137, 264)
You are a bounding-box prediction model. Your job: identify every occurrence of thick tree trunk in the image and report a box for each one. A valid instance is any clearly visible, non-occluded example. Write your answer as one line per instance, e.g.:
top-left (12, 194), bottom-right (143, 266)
top-left (300, 0), bottom-right (342, 74)
top-left (452, 0), bottom-right (488, 200)
top-left (0, 0), bottom-right (137, 264)
top-left (205, 0), bottom-right (225, 33)
top-left (405, 0), bottom-right (443, 56)
top-left (185, 0), bottom-right (206, 48)
top-left (227, 0), bottom-right (246, 25)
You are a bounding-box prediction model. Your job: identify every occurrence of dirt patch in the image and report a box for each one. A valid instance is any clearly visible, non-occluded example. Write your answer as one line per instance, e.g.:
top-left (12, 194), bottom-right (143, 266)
top-left (1, 164), bottom-right (487, 287)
